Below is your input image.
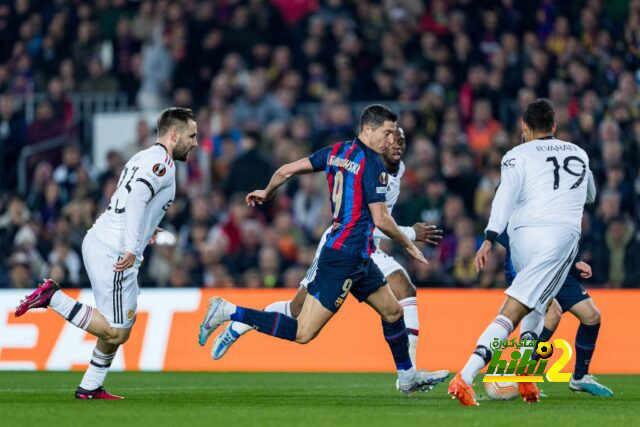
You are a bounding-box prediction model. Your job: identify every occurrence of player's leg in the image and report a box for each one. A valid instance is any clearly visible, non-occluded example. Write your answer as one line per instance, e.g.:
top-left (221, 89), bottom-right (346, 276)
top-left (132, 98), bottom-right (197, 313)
top-left (362, 284), bottom-right (448, 393)
top-left (355, 259), bottom-right (448, 393)
top-left (519, 309), bottom-right (544, 344)
top-left (566, 298), bottom-right (612, 396)
top-left (210, 242), bottom-right (324, 359)
top-left (200, 247), bottom-right (348, 346)
top-left (74, 236), bottom-right (139, 399)
top-left (211, 286), bottom-right (309, 360)
top-left (199, 287), bottom-right (331, 345)
top-left (451, 227), bottom-right (578, 405)
top-left (372, 249), bottom-right (420, 366)
top-left (448, 295), bottom-right (527, 406)
top-left (15, 279), bottom-right (127, 344)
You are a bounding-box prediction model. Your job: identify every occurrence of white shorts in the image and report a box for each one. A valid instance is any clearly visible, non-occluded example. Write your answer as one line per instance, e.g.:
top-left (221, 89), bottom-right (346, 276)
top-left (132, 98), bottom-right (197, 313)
top-left (82, 231), bottom-right (140, 328)
top-left (506, 226), bottom-right (580, 314)
top-left (370, 249), bottom-right (407, 277)
top-left (300, 230), bottom-right (405, 287)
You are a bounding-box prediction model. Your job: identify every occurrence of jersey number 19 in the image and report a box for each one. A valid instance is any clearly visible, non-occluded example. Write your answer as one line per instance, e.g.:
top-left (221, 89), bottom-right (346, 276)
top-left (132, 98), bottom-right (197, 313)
top-left (546, 156), bottom-right (586, 190)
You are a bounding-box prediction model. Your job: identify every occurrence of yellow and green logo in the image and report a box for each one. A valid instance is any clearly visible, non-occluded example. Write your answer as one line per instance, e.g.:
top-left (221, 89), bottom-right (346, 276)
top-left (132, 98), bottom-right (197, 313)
top-left (483, 338), bottom-right (573, 383)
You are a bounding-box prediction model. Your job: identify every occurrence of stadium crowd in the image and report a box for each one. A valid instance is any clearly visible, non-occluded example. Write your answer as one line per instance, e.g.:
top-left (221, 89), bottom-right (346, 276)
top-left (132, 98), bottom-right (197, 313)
top-left (1, 0), bottom-right (639, 289)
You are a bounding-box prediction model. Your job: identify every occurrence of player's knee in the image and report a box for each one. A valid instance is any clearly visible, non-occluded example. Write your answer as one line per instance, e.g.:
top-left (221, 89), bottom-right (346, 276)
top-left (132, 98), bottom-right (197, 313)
top-left (105, 328), bottom-right (130, 345)
top-left (381, 302), bottom-right (403, 323)
top-left (581, 306), bottom-right (601, 325)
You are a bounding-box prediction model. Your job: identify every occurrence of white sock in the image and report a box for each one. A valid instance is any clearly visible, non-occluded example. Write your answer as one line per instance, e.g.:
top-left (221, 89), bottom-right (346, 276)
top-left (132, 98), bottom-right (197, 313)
top-left (79, 347), bottom-right (117, 390)
top-left (399, 297), bottom-right (419, 367)
top-left (229, 300), bottom-right (293, 336)
top-left (264, 300), bottom-right (292, 317)
top-left (519, 311), bottom-right (544, 340)
top-left (460, 314), bottom-right (514, 384)
top-left (49, 291), bottom-right (94, 330)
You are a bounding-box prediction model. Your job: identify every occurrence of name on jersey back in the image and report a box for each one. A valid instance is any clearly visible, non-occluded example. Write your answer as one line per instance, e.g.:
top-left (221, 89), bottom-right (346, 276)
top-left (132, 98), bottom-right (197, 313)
top-left (535, 144), bottom-right (578, 152)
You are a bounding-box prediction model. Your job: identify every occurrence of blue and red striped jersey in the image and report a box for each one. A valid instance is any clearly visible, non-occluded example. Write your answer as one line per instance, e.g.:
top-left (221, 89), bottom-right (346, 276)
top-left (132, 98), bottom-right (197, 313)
top-left (309, 138), bottom-right (388, 258)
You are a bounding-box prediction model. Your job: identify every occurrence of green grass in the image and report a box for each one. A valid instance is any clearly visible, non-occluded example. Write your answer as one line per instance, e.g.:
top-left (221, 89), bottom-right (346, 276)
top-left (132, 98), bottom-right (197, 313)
top-left (0, 372), bottom-right (638, 426)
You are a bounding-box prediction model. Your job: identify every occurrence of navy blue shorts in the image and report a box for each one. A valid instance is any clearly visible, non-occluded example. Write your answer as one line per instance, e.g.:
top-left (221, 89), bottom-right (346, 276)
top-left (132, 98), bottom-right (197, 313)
top-left (555, 273), bottom-right (590, 312)
top-left (307, 246), bottom-right (386, 313)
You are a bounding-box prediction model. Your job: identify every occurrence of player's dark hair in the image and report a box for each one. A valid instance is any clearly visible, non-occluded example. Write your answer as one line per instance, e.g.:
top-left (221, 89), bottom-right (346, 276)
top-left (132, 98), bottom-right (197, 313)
top-left (360, 104), bottom-right (397, 131)
top-left (157, 107), bottom-right (195, 136)
top-left (523, 98), bottom-right (555, 133)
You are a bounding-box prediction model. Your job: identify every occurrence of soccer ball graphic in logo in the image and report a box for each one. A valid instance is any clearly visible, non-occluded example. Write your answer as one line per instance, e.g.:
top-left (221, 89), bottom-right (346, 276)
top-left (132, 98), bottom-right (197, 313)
top-left (536, 341), bottom-right (554, 359)
top-left (483, 382), bottom-right (519, 400)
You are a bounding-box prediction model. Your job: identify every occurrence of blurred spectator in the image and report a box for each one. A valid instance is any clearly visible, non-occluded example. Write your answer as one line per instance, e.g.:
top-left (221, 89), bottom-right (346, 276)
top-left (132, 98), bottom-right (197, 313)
top-left (79, 58), bottom-right (119, 93)
top-left (0, 95), bottom-right (26, 191)
top-left (0, 0), bottom-right (638, 289)
top-left (591, 217), bottom-right (640, 288)
top-left (223, 133), bottom-right (272, 198)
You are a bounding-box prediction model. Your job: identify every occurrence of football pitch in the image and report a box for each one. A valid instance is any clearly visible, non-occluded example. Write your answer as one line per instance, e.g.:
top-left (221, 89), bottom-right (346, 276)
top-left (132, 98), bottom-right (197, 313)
top-left (1, 372), bottom-right (638, 426)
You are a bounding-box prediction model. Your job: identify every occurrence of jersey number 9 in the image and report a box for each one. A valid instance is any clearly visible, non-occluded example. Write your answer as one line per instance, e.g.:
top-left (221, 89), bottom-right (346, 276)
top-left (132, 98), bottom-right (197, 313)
top-left (332, 171), bottom-right (344, 220)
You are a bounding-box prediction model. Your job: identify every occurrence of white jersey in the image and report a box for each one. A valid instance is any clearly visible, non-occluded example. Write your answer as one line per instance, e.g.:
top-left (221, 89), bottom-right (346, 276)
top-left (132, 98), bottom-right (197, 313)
top-left (90, 144), bottom-right (176, 259)
top-left (487, 137), bottom-right (595, 235)
top-left (373, 161), bottom-right (410, 248)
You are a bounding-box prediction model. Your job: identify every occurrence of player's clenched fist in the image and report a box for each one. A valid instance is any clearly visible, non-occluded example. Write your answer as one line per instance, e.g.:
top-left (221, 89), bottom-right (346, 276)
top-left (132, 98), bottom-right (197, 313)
top-left (413, 223), bottom-right (443, 245)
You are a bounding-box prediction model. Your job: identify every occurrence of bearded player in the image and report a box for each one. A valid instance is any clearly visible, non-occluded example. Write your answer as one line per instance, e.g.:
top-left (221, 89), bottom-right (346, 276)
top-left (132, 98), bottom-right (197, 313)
top-left (211, 127), bottom-right (442, 372)
top-left (15, 107), bottom-right (198, 399)
top-left (199, 104), bottom-right (449, 393)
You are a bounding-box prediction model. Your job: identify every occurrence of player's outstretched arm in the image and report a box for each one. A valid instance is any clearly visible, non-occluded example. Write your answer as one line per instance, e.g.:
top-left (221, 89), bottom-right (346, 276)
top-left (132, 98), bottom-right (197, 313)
top-left (246, 158), bottom-right (314, 207)
top-left (369, 201), bottom-right (428, 265)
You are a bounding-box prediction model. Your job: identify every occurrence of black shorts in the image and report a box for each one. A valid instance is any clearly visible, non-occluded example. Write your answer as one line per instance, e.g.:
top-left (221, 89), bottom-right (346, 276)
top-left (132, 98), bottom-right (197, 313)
top-left (307, 246), bottom-right (386, 313)
top-left (556, 274), bottom-right (590, 312)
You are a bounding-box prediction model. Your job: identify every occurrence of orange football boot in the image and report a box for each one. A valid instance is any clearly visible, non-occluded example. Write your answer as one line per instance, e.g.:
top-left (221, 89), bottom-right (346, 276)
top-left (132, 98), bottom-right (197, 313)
top-left (518, 376), bottom-right (540, 403)
top-left (448, 373), bottom-right (478, 406)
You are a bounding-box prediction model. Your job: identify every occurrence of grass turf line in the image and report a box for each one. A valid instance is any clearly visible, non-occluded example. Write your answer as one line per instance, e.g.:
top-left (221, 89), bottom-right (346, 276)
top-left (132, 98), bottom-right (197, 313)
top-left (0, 372), bottom-right (638, 427)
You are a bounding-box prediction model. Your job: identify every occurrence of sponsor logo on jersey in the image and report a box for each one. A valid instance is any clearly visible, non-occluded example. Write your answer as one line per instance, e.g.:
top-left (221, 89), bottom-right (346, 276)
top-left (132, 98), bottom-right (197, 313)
top-left (153, 163), bottom-right (166, 177)
top-left (502, 158), bottom-right (516, 167)
top-left (379, 172), bottom-right (388, 185)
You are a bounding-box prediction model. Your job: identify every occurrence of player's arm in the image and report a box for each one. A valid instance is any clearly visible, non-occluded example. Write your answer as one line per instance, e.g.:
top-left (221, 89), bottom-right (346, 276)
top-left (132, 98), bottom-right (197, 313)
top-left (246, 158), bottom-right (314, 206)
top-left (369, 202), bottom-right (427, 264)
top-left (364, 158), bottom-right (427, 264)
top-left (115, 161), bottom-right (171, 272)
top-left (586, 170), bottom-right (596, 204)
top-left (115, 181), bottom-right (154, 272)
top-left (475, 152), bottom-right (525, 272)
top-left (372, 223), bottom-right (443, 245)
top-left (247, 145), bottom-right (331, 207)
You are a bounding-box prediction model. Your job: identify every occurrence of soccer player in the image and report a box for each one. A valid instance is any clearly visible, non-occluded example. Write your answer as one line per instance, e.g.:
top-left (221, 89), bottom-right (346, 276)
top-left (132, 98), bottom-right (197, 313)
top-left (501, 233), bottom-right (613, 397)
top-left (199, 105), bottom-right (449, 393)
top-left (211, 127), bottom-right (442, 370)
top-left (448, 99), bottom-right (596, 406)
top-left (15, 107), bottom-right (198, 399)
